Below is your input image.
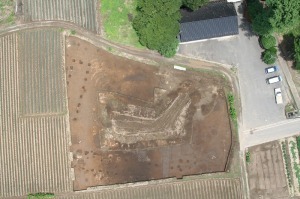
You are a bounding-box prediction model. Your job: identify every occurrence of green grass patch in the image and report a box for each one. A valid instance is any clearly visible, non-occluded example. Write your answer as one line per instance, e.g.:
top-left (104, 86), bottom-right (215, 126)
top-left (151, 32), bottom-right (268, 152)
top-left (0, 0), bottom-right (13, 11)
top-left (0, 0), bottom-right (14, 25)
top-left (100, 0), bottom-right (142, 48)
top-left (27, 193), bottom-right (54, 199)
top-left (70, 30), bottom-right (76, 35)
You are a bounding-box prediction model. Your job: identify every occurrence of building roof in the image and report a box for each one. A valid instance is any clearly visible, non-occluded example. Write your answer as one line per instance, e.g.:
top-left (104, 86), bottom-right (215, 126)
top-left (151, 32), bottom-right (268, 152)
top-left (180, 1), bottom-right (239, 42)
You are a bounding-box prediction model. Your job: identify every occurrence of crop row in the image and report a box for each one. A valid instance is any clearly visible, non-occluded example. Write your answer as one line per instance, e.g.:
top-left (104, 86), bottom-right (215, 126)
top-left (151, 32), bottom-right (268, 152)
top-left (18, 29), bottom-right (67, 115)
top-left (0, 31), bottom-right (72, 197)
top-left (57, 178), bottom-right (243, 199)
top-left (24, 0), bottom-right (98, 32)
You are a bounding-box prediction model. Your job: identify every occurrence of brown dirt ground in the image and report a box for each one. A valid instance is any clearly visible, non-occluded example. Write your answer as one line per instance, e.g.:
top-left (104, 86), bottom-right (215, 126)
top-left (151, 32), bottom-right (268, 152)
top-left (65, 36), bottom-right (232, 190)
top-left (247, 141), bottom-right (289, 199)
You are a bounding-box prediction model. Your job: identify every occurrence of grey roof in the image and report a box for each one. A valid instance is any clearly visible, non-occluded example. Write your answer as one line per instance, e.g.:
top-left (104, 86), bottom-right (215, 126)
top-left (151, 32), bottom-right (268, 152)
top-left (180, 2), bottom-right (239, 42)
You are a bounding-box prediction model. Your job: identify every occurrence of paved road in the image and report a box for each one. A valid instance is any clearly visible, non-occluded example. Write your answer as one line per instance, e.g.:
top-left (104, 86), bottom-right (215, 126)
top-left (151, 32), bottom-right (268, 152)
top-left (242, 118), bottom-right (300, 148)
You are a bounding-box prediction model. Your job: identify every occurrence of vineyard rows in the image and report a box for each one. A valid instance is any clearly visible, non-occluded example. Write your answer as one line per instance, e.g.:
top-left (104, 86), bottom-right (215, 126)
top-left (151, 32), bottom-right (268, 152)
top-left (0, 30), bottom-right (72, 197)
top-left (23, 0), bottom-right (99, 33)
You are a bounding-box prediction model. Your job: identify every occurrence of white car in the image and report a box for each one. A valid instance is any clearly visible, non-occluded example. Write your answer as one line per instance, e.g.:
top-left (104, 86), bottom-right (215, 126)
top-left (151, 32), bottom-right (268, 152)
top-left (274, 88), bottom-right (283, 104)
top-left (265, 66), bottom-right (278, 74)
top-left (266, 76), bottom-right (282, 84)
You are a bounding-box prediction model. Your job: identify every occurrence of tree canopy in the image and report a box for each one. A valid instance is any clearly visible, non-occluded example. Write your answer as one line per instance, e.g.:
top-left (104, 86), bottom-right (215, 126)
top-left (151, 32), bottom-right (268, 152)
top-left (247, 0), bottom-right (272, 35)
top-left (248, 0), bottom-right (300, 35)
top-left (261, 34), bottom-right (276, 49)
top-left (262, 47), bottom-right (277, 64)
top-left (133, 0), bottom-right (182, 57)
top-left (133, 0), bottom-right (209, 57)
top-left (266, 0), bottom-right (300, 34)
top-left (182, 0), bottom-right (209, 11)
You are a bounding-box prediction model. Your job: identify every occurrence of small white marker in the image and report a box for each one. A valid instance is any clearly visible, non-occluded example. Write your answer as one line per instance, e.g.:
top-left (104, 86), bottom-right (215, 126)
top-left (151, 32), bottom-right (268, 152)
top-left (174, 65), bottom-right (186, 71)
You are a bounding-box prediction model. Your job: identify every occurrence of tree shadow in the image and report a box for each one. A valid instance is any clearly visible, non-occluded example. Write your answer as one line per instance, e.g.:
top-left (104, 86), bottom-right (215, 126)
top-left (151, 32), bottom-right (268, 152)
top-left (239, 18), bottom-right (256, 39)
top-left (278, 34), bottom-right (295, 62)
top-left (237, 2), bottom-right (244, 15)
top-left (237, 3), bottom-right (256, 39)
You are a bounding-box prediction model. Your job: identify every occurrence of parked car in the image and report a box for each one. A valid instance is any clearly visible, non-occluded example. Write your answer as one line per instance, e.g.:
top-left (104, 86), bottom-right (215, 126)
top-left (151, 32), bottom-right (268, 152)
top-left (265, 66), bottom-right (278, 74)
top-left (266, 75), bottom-right (282, 84)
top-left (274, 88), bottom-right (283, 104)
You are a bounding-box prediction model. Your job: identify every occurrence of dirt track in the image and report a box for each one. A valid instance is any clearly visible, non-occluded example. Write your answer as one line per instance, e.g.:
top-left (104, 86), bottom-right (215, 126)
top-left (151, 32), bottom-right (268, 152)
top-left (66, 36), bottom-right (232, 190)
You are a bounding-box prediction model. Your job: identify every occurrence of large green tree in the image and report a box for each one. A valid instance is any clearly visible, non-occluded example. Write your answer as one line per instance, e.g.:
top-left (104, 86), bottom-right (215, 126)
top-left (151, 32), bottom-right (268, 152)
top-left (295, 38), bottom-right (300, 69)
top-left (133, 0), bottom-right (182, 57)
top-left (252, 12), bottom-right (273, 36)
top-left (247, 0), bottom-right (272, 35)
top-left (182, 0), bottom-right (208, 11)
top-left (266, 0), bottom-right (300, 34)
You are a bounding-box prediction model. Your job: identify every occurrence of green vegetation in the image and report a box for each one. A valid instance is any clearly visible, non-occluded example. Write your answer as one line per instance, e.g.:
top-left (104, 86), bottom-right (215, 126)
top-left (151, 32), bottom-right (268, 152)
top-left (133, 0), bottom-right (182, 57)
top-left (252, 12), bottom-right (273, 36)
top-left (247, 0), bottom-right (300, 35)
top-left (262, 47), bottom-right (277, 64)
top-left (227, 93), bottom-right (237, 126)
top-left (245, 151), bottom-right (251, 163)
top-left (247, 0), bottom-right (300, 68)
top-left (0, 0), bottom-right (14, 25)
top-left (297, 137), bottom-right (300, 156)
top-left (290, 140), bottom-right (300, 190)
top-left (27, 193), bottom-right (54, 199)
top-left (261, 35), bottom-right (276, 49)
top-left (100, 0), bottom-right (142, 47)
top-left (295, 38), bottom-right (300, 70)
top-left (247, 0), bottom-right (272, 35)
top-left (182, 0), bottom-right (209, 11)
top-left (267, 0), bottom-right (300, 34)
top-left (133, 0), bottom-right (209, 57)
top-left (281, 142), bottom-right (292, 188)
top-left (70, 30), bottom-right (76, 35)
top-left (285, 103), bottom-right (296, 113)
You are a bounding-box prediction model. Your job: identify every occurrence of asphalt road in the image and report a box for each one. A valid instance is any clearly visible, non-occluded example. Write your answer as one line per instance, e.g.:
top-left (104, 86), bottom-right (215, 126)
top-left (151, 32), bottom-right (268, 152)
top-left (178, 4), bottom-right (287, 132)
top-left (242, 118), bottom-right (300, 148)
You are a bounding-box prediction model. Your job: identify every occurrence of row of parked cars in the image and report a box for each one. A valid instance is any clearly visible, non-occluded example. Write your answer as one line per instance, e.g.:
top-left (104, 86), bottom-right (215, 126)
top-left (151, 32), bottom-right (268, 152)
top-left (265, 66), bottom-right (283, 104)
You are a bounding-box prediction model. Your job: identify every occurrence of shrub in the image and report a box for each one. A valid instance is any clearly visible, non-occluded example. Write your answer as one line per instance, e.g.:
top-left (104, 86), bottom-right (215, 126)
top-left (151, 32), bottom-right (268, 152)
top-left (246, 151), bottom-right (251, 163)
top-left (282, 142), bottom-right (292, 188)
top-left (158, 39), bottom-right (179, 58)
top-left (262, 47), bottom-right (277, 64)
top-left (261, 35), bottom-right (276, 49)
top-left (227, 93), bottom-right (237, 123)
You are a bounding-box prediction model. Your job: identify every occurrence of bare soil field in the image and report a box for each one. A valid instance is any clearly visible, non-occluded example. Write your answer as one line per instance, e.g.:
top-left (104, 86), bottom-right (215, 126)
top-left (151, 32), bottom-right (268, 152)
top-left (247, 141), bottom-right (289, 199)
top-left (65, 36), bottom-right (232, 190)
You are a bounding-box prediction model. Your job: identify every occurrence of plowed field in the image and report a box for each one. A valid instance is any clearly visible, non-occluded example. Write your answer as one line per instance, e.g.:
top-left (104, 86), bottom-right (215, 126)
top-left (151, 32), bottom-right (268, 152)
top-left (65, 37), bottom-right (232, 190)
